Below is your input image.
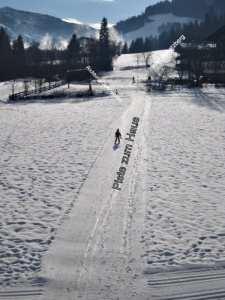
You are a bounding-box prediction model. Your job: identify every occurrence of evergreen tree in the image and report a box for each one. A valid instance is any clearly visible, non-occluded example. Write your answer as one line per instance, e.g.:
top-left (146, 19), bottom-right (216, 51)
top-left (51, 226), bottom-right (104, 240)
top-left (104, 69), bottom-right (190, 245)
top-left (12, 35), bottom-right (26, 77)
top-left (26, 41), bottom-right (43, 79)
top-left (0, 27), bottom-right (12, 80)
top-left (149, 36), bottom-right (158, 50)
top-left (168, 27), bottom-right (177, 45)
top-left (87, 38), bottom-right (99, 69)
top-left (137, 37), bottom-right (144, 52)
top-left (12, 35), bottom-right (24, 56)
top-left (158, 31), bottom-right (170, 49)
top-left (129, 38), bottom-right (144, 53)
top-left (144, 37), bottom-right (152, 52)
top-left (122, 42), bottom-right (129, 54)
top-left (99, 17), bottom-right (112, 70)
top-left (129, 40), bottom-right (135, 53)
top-left (67, 34), bottom-right (81, 67)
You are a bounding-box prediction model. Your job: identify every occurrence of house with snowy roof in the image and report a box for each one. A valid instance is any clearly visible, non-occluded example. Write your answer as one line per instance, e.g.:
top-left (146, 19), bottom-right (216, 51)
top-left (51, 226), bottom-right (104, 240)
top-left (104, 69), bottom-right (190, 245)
top-left (175, 24), bottom-right (225, 84)
top-left (202, 24), bottom-right (225, 82)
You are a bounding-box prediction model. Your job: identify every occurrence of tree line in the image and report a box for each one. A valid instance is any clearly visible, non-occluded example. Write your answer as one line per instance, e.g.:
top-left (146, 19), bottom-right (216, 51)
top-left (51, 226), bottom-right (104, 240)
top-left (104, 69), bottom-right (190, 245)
top-left (0, 17), bottom-right (118, 83)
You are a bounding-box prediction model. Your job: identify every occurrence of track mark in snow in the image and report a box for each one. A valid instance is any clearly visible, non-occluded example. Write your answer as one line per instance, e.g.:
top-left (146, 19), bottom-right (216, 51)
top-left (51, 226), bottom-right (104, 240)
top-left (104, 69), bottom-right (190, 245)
top-left (0, 289), bottom-right (43, 298)
top-left (149, 272), bottom-right (225, 286)
top-left (159, 290), bottom-right (225, 300)
top-left (148, 268), bottom-right (225, 300)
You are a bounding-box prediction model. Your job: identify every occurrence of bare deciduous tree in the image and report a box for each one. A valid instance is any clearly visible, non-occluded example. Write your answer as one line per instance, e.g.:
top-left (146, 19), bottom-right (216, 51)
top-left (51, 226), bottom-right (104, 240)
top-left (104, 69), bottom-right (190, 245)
top-left (8, 79), bottom-right (18, 96)
top-left (23, 78), bottom-right (30, 95)
top-left (30, 77), bottom-right (45, 91)
top-left (136, 53), bottom-right (140, 67)
top-left (142, 52), bottom-right (151, 68)
top-left (150, 61), bottom-right (173, 89)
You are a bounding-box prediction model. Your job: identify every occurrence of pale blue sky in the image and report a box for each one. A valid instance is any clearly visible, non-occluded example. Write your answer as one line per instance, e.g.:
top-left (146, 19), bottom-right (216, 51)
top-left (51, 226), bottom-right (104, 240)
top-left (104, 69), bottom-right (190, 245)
top-left (0, 0), bottom-right (159, 25)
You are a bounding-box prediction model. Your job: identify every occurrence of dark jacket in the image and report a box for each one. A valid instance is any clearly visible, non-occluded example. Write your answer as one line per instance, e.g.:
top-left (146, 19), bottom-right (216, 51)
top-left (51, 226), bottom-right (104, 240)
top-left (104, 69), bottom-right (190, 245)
top-left (115, 130), bottom-right (121, 137)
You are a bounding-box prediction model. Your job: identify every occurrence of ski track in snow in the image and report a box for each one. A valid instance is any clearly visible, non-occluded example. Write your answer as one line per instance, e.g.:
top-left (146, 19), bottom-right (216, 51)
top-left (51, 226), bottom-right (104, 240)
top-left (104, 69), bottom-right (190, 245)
top-left (0, 52), bottom-right (225, 299)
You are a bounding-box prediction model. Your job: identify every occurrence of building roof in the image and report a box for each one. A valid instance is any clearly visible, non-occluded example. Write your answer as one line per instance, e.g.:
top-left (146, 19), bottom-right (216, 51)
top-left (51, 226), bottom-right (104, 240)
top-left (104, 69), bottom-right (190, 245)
top-left (203, 24), bottom-right (225, 43)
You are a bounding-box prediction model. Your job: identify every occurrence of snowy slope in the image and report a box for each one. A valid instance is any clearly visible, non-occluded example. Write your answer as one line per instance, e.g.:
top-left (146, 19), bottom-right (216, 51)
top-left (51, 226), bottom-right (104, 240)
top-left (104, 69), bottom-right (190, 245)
top-left (0, 52), bottom-right (225, 299)
top-left (124, 13), bottom-right (194, 42)
top-left (113, 50), bottom-right (176, 69)
top-left (0, 7), bottom-right (97, 43)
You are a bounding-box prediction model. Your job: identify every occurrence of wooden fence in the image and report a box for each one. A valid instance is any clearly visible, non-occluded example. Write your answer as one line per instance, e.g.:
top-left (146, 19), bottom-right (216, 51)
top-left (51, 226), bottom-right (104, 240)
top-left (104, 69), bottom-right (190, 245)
top-left (8, 81), bottom-right (65, 100)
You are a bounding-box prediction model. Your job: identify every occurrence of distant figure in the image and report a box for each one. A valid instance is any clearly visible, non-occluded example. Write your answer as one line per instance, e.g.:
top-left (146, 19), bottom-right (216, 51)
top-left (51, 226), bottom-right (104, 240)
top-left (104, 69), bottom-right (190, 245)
top-left (116, 89), bottom-right (118, 94)
top-left (115, 129), bottom-right (122, 144)
top-left (132, 76), bottom-right (135, 83)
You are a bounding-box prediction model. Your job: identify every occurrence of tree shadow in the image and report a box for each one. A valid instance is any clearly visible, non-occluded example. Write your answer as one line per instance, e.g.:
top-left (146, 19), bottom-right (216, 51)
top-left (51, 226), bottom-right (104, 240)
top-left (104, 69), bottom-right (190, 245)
top-left (191, 88), bottom-right (225, 112)
top-left (5, 93), bottom-right (109, 106)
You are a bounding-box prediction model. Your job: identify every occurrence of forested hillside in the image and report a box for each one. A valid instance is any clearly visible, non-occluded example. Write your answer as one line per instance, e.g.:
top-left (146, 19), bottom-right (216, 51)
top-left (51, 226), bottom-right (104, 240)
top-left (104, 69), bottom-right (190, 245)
top-left (115, 0), bottom-right (225, 34)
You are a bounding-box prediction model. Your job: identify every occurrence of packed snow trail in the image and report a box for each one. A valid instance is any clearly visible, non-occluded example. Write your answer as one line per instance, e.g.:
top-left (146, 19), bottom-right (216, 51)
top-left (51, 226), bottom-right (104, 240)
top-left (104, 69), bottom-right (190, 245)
top-left (38, 83), bottom-right (225, 300)
top-left (38, 82), bottom-right (153, 299)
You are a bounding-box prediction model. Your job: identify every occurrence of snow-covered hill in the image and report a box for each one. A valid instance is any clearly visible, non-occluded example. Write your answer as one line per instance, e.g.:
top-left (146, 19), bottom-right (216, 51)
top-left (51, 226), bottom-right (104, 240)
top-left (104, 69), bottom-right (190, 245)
top-left (115, 0), bottom-right (225, 42)
top-left (115, 0), bottom-right (225, 37)
top-left (0, 7), bottom-right (97, 44)
top-left (124, 13), bottom-right (194, 42)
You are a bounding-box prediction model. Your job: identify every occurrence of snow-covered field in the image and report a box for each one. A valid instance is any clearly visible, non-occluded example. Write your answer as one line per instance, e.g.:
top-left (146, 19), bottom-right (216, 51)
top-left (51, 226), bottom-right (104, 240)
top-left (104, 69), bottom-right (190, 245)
top-left (0, 52), bottom-right (225, 299)
top-left (124, 13), bottom-right (194, 42)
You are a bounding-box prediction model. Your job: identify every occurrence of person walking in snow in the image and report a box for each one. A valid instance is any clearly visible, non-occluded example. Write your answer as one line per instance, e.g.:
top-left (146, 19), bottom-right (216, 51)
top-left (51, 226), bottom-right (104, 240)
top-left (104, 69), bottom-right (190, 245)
top-left (132, 76), bottom-right (135, 83)
top-left (115, 129), bottom-right (121, 144)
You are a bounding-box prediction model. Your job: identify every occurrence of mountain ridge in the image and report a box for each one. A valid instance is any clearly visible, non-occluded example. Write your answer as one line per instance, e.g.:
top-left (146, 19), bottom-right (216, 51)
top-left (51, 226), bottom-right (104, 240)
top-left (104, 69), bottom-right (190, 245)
top-left (0, 6), bottom-right (97, 44)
